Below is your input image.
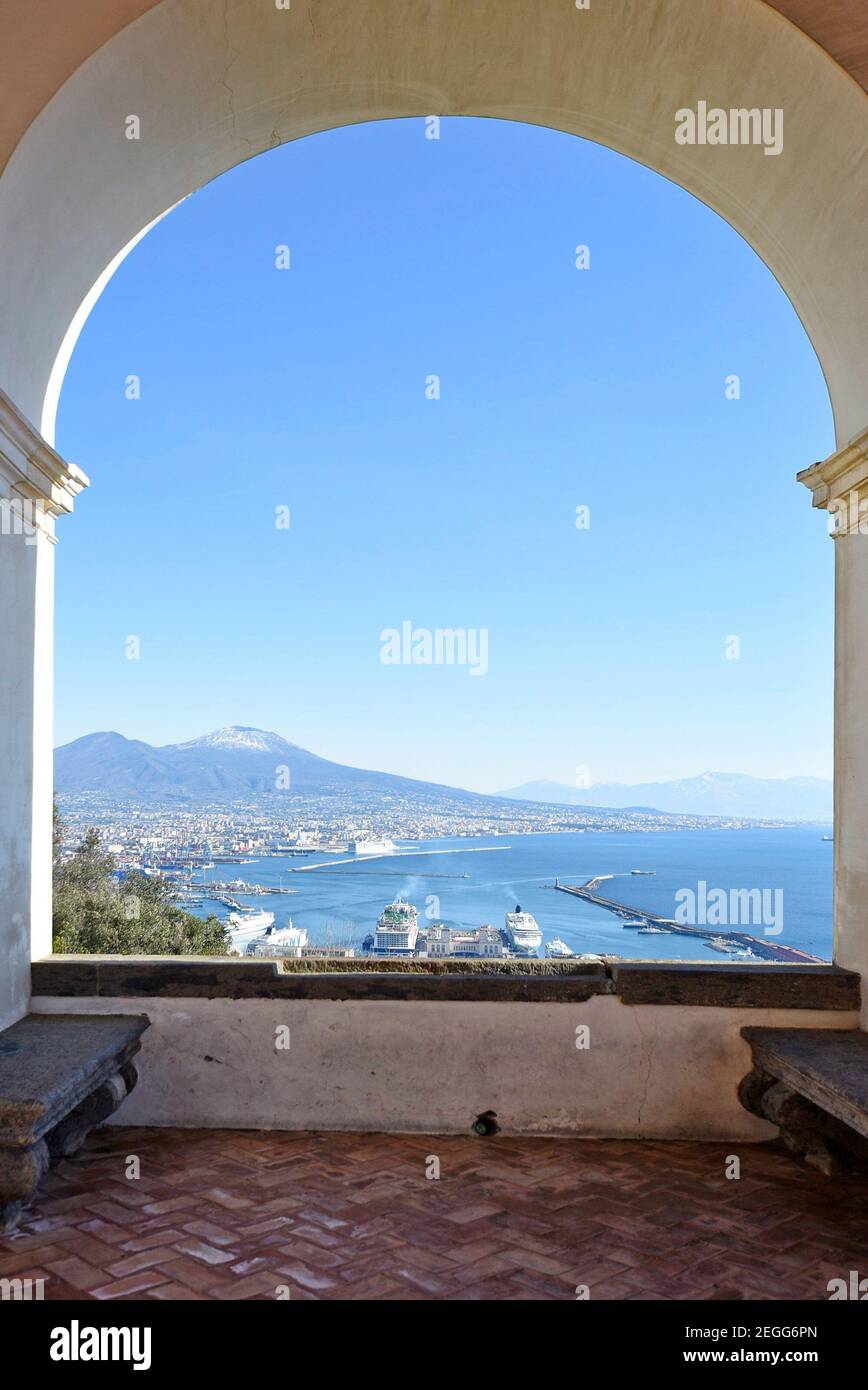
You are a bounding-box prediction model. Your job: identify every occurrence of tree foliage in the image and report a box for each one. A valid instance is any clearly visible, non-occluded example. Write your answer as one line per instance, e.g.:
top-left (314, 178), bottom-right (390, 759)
top-left (52, 804), bottom-right (228, 956)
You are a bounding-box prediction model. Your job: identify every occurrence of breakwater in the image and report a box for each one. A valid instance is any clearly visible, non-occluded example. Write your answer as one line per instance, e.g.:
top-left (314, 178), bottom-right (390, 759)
top-left (553, 881), bottom-right (823, 963)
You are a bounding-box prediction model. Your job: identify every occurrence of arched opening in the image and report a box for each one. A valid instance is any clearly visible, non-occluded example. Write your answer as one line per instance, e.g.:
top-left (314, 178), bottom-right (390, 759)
top-left (0, 1), bottom-right (865, 1104)
top-left (4, 7), bottom-right (868, 1300)
top-left (50, 115), bottom-right (835, 965)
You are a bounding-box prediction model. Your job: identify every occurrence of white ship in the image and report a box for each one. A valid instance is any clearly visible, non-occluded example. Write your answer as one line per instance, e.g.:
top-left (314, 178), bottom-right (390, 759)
top-left (504, 905), bottom-right (542, 957)
top-left (226, 908), bottom-right (275, 950)
top-left (374, 898), bottom-right (419, 954)
top-left (246, 919), bottom-right (309, 957)
top-left (637, 925), bottom-right (670, 935)
top-left (545, 937), bottom-right (574, 958)
top-left (348, 838), bottom-right (396, 857)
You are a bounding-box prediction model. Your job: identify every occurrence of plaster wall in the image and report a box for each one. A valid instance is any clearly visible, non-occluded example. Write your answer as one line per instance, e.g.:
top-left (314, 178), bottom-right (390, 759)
top-left (31, 994), bottom-right (861, 1139)
top-left (834, 536), bottom-right (868, 1026)
top-left (0, 528), bottom-right (54, 1031)
top-left (0, 0), bottom-right (865, 443)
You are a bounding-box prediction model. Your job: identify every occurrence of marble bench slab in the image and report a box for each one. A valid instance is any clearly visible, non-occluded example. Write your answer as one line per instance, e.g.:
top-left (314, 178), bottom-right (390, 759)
top-left (740, 1026), bottom-right (868, 1175)
top-left (742, 1027), bottom-right (868, 1138)
top-left (0, 1012), bottom-right (149, 1230)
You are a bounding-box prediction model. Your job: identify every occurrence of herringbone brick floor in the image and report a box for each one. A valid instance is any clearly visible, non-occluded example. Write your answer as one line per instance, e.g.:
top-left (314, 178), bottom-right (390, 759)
top-left (2, 1128), bottom-right (866, 1301)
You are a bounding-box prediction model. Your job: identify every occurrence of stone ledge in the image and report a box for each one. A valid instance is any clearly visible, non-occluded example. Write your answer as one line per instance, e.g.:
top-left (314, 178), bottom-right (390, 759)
top-left (31, 957), bottom-right (860, 1009)
top-left (611, 962), bottom-right (859, 1010)
top-left (31, 957), bottom-right (613, 1003)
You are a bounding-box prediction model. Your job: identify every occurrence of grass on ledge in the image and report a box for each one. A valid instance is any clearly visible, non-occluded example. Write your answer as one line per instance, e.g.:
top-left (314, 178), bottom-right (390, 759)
top-left (278, 957), bottom-right (610, 975)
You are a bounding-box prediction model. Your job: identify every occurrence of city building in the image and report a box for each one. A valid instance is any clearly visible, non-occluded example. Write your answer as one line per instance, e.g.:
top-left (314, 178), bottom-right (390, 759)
top-left (423, 924), bottom-right (504, 959)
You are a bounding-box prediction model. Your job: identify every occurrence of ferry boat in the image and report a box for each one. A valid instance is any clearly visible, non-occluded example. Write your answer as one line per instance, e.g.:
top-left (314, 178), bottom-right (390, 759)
top-left (504, 906), bottom-right (543, 957)
top-left (226, 908), bottom-right (275, 949)
top-left (637, 924), bottom-right (670, 935)
top-left (621, 918), bottom-right (646, 929)
top-left (246, 920), bottom-right (309, 957)
top-left (374, 899), bottom-right (419, 955)
top-left (545, 937), bottom-right (574, 958)
top-left (349, 839), bottom-right (397, 857)
top-left (630, 869), bottom-right (655, 876)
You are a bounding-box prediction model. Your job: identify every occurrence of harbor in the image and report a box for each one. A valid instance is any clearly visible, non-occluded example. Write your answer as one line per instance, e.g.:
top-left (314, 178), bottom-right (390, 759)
top-left (154, 830), bottom-right (832, 964)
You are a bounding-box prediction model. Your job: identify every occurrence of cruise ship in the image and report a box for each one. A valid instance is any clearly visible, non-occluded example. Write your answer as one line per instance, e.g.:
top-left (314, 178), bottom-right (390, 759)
top-left (246, 920), bottom-right (309, 957)
top-left (374, 899), bottom-right (419, 955)
top-left (504, 906), bottom-right (543, 957)
top-left (348, 838), bottom-right (396, 857)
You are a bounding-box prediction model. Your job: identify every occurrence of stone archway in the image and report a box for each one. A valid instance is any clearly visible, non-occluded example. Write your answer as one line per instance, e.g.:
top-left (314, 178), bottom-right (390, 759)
top-left (0, 0), bottom-right (866, 1028)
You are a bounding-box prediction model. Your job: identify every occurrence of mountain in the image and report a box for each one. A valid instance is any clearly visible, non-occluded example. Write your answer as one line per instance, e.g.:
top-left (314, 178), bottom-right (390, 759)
top-left (54, 726), bottom-right (488, 801)
top-left (499, 772), bottom-right (833, 822)
top-left (55, 732), bottom-right (833, 821)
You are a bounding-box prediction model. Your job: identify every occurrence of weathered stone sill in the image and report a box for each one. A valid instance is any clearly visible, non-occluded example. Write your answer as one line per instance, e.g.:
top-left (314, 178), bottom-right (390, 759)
top-left (31, 957), bottom-right (860, 1009)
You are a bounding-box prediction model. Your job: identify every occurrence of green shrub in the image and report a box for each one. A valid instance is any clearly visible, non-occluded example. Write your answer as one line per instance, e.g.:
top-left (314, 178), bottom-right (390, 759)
top-left (52, 808), bottom-right (228, 956)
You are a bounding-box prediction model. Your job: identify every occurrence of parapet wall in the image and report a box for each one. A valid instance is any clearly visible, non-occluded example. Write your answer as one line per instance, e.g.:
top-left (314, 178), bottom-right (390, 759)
top-left (30, 959), bottom-right (860, 1139)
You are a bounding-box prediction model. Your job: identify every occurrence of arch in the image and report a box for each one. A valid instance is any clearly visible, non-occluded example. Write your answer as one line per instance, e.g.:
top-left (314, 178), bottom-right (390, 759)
top-left (0, 0), bottom-right (865, 447)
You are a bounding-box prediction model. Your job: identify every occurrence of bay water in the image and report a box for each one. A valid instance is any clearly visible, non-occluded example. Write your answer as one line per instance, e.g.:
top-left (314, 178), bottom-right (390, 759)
top-left (189, 825), bottom-right (833, 960)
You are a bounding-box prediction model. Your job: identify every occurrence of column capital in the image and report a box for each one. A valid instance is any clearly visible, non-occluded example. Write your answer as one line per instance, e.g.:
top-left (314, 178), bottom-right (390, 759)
top-left (797, 427), bottom-right (868, 538)
top-left (0, 387), bottom-right (88, 539)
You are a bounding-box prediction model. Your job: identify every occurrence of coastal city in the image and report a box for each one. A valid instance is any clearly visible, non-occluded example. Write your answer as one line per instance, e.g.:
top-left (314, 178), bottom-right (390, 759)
top-left (53, 788), bottom-right (823, 966)
top-left (55, 787), bottom-right (785, 869)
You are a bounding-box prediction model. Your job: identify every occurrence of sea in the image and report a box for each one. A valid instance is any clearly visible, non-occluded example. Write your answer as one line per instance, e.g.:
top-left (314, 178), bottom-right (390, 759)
top-left (185, 825), bottom-right (834, 961)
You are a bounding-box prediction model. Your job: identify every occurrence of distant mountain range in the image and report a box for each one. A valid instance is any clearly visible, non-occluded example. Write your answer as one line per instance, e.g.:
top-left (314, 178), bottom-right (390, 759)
top-left (499, 772), bottom-right (833, 822)
top-left (54, 728), bottom-right (832, 822)
top-left (54, 727), bottom-right (487, 802)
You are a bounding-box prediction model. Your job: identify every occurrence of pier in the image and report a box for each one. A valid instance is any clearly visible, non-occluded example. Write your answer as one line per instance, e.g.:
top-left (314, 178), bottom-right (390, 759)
top-left (554, 881), bottom-right (824, 963)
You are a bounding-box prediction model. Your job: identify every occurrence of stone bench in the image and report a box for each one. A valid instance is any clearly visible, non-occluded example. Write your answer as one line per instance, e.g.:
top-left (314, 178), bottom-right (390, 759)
top-left (0, 1012), bottom-right (149, 1230)
top-left (740, 1027), bottom-right (868, 1176)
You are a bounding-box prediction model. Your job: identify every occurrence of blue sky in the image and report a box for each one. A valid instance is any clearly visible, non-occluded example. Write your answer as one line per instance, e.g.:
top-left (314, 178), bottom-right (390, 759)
top-left (54, 117), bottom-right (834, 793)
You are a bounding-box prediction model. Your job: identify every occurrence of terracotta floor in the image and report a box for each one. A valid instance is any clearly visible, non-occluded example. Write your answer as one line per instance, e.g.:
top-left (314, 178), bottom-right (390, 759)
top-left (2, 1127), bottom-right (867, 1301)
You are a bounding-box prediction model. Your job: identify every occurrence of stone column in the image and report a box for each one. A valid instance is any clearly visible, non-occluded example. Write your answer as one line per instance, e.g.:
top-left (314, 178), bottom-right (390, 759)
top-left (0, 390), bottom-right (87, 1031)
top-left (798, 428), bottom-right (868, 1025)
